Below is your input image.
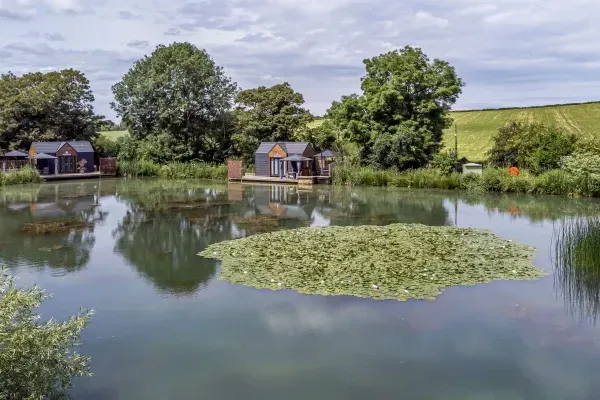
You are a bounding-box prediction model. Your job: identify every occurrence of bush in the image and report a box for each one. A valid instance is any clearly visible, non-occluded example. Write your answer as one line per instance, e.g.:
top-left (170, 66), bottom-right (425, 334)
top-left (561, 149), bottom-right (600, 197)
top-left (0, 267), bottom-right (93, 399)
top-left (487, 122), bottom-right (576, 173)
top-left (0, 166), bottom-right (44, 186)
top-left (534, 169), bottom-right (577, 195)
top-left (430, 151), bottom-right (458, 175)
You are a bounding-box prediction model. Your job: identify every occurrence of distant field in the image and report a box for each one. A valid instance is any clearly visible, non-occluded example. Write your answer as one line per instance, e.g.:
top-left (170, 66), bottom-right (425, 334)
top-left (308, 102), bottom-right (600, 161)
top-left (445, 102), bottom-right (600, 161)
top-left (100, 130), bottom-right (129, 140)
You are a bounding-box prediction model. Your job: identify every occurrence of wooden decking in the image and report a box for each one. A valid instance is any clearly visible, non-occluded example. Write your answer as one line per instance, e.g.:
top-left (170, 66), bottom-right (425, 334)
top-left (230, 174), bottom-right (331, 185)
top-left (42, 172), bottom-right (115, 181)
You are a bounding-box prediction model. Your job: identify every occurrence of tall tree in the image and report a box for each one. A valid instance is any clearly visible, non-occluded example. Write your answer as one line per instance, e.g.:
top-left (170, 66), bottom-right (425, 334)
top-left (111, 42), bottom-right (238, 163)
top-left (327, 46), bottom-right (464, 169)
top-left (233, 82), bottom-right (313, 164)
top-left (0, 69), bottom-right (99, 151)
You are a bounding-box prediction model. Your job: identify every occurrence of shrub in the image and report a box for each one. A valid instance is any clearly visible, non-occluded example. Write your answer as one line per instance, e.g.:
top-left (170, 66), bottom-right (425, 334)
top-left (487, 122), bottom-right (576, 173)
top-left (534, 170), bottom-right (577, 195)
top-left (0, 267), bottom-right (93, 399)
top-left (430, 151), bottom-right (458, 175)
top-left (0, 166), bottom-right (43, 186)
top-left (561, 151), bottom-right (600, 197)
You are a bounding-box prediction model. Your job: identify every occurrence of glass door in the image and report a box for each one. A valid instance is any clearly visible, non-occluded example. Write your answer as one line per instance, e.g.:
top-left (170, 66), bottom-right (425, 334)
top-left (59, 156), bottom-right (76, 174)
top-left (270, 157), bottom-right (281, 177)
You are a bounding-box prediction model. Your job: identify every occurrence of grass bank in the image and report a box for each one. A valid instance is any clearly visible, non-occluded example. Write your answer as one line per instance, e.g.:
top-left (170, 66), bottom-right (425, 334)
top-left (0, 166), bottom-right (44, 186)
top-left (117, 161), bottom-right (227, 180)
top-left (332, 165), bottom-right (599, 197)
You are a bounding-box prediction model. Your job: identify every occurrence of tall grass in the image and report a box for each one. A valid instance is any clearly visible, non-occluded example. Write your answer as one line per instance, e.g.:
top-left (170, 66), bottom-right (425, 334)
top-left (553, 217), bottom-right (600, 323)
top-left (332, 165), bottom-right (600, 197)
top-left (159, 162), bottom-right (227, 180)
top-left (116, 161), bottom-right (227, 180)
top-left (0, 166), bottom-right (44, 186)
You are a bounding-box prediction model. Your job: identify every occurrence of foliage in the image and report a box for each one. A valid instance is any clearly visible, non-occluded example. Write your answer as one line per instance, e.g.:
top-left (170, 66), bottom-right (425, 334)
top-left (111, 42), bottom-right (238, 163)
top-left (443, 102), bottom-right (600, 161)
top-left (487, 122), bottom-right (576, 173)
top-left (233, 82), bottom-right (313, 164)
top-left (0, 268), bottom-right (93, 399)
top-left (99, 130), bottom-right (129, 141)
top-left (561, 152), bottom-right (600, 197)
top-left (326, 46), bottom-right (464, 170)
top-left (93, 135), bottom-right (121, 158)
top-left (331, 164), bottom-right (600, 197)
top-left (297, 119), bottom-right (339, 153)
top-left (430, 150), bottom-right (458, 175)
top-left (116, 161), bottom-right (227, 180)
top-left (199, 224), bottom-right (545, 301)
top-left (0, 69), bottom-right (100, 151)
top-left (158, 162), bottom-right (227, 180)
top-left (96, 119), bottom-right (127, 132)
top-left (0, 166), bottom-right (43, 186)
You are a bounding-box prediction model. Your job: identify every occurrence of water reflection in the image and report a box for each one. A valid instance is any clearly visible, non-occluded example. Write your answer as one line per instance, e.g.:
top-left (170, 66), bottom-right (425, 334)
top-left (0, 181), bottom-right (108, 271)
top-left (553, 217), bottom-right (600, 324)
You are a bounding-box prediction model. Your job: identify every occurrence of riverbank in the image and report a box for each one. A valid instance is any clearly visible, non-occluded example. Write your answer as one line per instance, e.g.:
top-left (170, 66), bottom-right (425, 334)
top-left (331, 165), bottom-right (595, 197)
top-left (0, 166), bottom-right (43, 186)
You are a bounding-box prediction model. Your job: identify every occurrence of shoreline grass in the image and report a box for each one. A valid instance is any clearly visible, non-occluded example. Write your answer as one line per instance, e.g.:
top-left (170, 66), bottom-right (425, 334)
top-left (332, 165), bottom-right (599, 197)
top-left (117, 161), bottom-right (227, 180)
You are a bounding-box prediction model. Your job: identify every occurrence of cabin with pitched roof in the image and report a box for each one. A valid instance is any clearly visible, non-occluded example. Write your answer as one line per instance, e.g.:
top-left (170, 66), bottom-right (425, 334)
top-left (28, 141), bottom-right (95, 174)
top-left (255, 142), bottom-right (316, 178)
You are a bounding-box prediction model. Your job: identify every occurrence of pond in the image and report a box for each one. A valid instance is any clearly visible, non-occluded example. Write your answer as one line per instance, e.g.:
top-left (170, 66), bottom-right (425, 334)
top-left (2, 179), bottom-right (600, 399)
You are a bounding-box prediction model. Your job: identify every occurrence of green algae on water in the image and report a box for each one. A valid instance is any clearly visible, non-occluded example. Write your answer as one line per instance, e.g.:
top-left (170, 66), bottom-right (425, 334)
top-left (199, 223), bottom-right (547, 301)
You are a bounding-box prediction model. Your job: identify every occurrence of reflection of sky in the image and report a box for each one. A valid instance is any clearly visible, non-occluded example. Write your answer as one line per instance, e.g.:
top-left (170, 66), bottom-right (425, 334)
top-left (3, 182), bottom-right (600, 399)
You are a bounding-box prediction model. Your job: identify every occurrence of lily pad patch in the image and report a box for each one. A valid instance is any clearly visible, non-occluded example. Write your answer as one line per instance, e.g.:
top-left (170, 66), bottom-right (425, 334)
top-left (199, 223), bottom-right (547, 301)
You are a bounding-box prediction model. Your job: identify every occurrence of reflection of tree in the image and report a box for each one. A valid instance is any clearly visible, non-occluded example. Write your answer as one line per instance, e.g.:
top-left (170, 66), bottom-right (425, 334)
top-left (553, 217), bottom-right (600, 324)
top-left (0, 193), bottom-right (105, 272)
top-left (112, 188), bottom-right (237, 295)
top-left (318, 187), bottom-right (449, 226)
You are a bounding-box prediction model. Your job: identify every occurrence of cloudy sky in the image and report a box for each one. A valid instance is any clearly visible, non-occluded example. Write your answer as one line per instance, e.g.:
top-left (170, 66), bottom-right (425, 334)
top-left (1, 0), bottom-right (599, 120)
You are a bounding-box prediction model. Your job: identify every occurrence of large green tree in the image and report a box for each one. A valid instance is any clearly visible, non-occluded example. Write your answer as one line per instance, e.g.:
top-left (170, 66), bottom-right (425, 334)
top-left (0, 69), bottom-right (99, 151)
top-left (111, 42), bottom-right (238, 163)
top-left (327, 46), bottom-right (464, 169)
top-left (233, 82), bottom-right (313, 164)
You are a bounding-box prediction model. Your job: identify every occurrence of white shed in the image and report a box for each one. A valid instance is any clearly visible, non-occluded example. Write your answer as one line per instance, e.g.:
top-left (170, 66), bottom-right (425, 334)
top-left (462, 163), bottom-right (483, 175)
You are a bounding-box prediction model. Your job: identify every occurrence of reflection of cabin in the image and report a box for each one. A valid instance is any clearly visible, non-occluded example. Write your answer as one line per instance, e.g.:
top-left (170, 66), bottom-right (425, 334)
top-left (255, 142), bottom-right (316, 178)
top-left (253, 185), bottom-right (314, 220)
top-left (29, 141), bottom-right (95, 175)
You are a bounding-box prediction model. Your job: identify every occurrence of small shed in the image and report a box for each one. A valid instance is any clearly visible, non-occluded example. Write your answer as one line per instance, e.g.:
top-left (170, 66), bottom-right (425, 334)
top-left (29, 141), bottom-right (95, 174)
top-left (462, 162), bottom-right (483, 175)
top-left (314, 150), bottom-right (337, 176)
top-left (255, 142), bottom-right (316, 177)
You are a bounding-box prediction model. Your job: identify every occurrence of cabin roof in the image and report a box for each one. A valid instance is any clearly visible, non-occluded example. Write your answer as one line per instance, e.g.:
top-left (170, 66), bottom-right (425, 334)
top-left (2, 150), bottom-right (29, 157)
top-left (31, 141), bottom-right (94, 154)
top-left (255, 142), bottom-right (310, 155)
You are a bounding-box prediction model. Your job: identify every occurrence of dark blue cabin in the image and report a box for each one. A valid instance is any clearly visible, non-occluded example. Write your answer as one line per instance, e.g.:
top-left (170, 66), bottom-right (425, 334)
top-left (29, 141), bottom-right (95, 174)
top-left (255, 142), bottom-right (316, 177)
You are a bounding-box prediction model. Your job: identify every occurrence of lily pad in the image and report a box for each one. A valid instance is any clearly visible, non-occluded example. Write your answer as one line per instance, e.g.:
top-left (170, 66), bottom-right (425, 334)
top-left (199, 223), bottom-right (547, 301)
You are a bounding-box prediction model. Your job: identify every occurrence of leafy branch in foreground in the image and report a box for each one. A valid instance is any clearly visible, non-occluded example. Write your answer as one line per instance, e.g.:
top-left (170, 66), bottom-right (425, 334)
top-left (0, 267), bottom-right (93, 400)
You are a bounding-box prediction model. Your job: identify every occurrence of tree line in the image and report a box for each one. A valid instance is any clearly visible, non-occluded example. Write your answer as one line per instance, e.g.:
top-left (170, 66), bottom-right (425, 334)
top-left (0, 42), bottom-right (464, 170)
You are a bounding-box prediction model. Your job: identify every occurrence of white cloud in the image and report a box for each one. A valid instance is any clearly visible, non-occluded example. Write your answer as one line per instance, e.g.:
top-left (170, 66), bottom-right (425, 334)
top-left (0, 0), bottom-right (599, 119)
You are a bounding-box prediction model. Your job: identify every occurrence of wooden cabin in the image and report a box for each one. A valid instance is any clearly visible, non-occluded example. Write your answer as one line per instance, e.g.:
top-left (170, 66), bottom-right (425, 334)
top-left (29, 141), bottom-right (95, 175)
top-left (255, 142), bottom-right (316, 178)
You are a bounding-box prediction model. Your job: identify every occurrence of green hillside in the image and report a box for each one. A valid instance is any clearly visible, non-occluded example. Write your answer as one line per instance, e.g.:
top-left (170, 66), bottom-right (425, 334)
top-left (100, 130), bottom-right (129, 140)
top-left (444, 102), bottom-right (600, 161)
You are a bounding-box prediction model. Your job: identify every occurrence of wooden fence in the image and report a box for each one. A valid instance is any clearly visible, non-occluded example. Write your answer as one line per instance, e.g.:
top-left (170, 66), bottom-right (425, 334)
top-left (99, 158), bottom-right (117, 176)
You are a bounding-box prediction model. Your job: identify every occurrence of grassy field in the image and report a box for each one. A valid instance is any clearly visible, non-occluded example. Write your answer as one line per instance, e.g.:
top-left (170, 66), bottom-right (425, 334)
top-left (307, 102), bottom-right (600, 162)
top-left (444, 102), bottom-right (600, 161)
top-left (100, 130), bottom-right (129, 140)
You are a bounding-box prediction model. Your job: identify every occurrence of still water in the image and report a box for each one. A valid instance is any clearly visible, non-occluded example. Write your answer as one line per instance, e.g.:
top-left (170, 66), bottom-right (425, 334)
top-left (2, 179), bottom-right (600, 399)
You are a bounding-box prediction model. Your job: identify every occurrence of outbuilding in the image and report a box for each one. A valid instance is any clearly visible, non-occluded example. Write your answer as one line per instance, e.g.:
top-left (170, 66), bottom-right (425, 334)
top-left (29, 141), bottom-right (95, 174)
top-left (255, 142), bottom-right (316, 178)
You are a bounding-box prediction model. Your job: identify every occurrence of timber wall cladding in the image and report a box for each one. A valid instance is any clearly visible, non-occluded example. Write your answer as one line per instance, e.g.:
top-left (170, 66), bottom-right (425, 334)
top-left (227, 159), bottom-right (243, 179)
top-left (268, 144), bottom-right (286, 159)
top-left (56, 143), bottom-right (77, 157)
